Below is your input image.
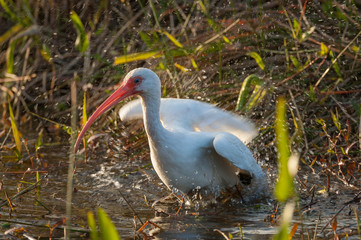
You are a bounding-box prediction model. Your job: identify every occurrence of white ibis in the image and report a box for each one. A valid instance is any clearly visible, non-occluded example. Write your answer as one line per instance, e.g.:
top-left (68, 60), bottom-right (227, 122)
top-left (75, 68), bottom-right (267, 200)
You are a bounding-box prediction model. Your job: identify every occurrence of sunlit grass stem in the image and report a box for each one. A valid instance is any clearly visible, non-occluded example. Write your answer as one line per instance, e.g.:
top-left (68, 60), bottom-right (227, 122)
top-left (82, 92), bottom-right (88, 161)
top-left (8, 100), bottom-right (22, 157)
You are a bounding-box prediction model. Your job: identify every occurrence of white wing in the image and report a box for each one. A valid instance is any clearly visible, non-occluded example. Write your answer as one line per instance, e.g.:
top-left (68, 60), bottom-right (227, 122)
top-left (213, 133), bottom-right (262, 176)
top-left (119, 98), bottom-right (258, 144)
top-left (213, 133), bottom-right (266, 193)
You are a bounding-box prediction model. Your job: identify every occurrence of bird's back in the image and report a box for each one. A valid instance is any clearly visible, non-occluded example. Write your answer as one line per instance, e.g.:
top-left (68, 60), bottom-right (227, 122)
top-left (119, 98), bottom-right (257, 144)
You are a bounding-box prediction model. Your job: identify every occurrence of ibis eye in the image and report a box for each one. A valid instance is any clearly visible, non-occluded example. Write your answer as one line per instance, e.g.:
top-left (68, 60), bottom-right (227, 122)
top-left (134, 78), bottom-right (140, 84)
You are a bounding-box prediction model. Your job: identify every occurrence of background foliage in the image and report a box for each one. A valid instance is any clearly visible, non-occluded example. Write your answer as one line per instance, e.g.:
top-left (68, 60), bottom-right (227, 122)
top-left (1, 0), bottom-right (361, 238)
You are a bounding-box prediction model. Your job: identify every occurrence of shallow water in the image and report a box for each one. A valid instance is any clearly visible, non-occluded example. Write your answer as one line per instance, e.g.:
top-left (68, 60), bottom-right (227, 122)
top-left (1, 135), bottom-right (360, 239)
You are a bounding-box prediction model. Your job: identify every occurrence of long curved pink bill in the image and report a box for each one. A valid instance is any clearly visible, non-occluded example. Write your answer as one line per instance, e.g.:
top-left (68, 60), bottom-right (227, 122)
top-left (74, 84), bottom-right (133, 152)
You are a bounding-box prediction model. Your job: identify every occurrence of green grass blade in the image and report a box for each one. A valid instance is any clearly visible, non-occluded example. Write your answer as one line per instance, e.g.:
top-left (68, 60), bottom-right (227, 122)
top-left (40, 44), bottom-right (52, 63)
top-left (148, 0), bottom-right (161, 28)
top-left (70, 11), bottom-right (89, 53)
top-left (274, 97), bottom-right (293, 202)
top-left (35, 129), bottom-right (43, 151)
top-left (247, 52), bottom-right (265, 71)
top-left (292, 18), bottom-right (302, 41)
top-left (97, 208), bottom-right (120, 240)
top-left (290, 55), bottom-right (302, 71)
top-left (0, 0), bottom-right (18, 22)
top-left (139, 31), bottom-right (154, 48)
top-left (198, 0), bottom-right (207, 14)
top-left (174, 63), bottom-right (191, 72)
top-left (82, 92), bottom-right (88, 126)
top-left (36, 171), bottom-right (41, 192)
top-left (222, 35), bottom-right (231, 44)
top-left (160, 30), bottom-right (183, 48)
top-left (21, 1), bottom-right (35, 24)
top-left (236, 74), bottom-right (263, 111)
top-left (0, 23), bottom-right (23, 44)
top-left (6, 39), bottom-right (18, 74)
top-left (191, 58), bottom-right (199, 70)
top-left (329, 50), bottom-right (342, 78)
top-left (82, 92), bottom-right (88, 150)
top-left (87, 211), bottom-right (99, 240)
top-left (8, 101), bottom-right (22, 153)
top-left (29, 111), bottom-right (72, 135)
top-left (306, 85), bottom-right (317, 102)
top-left (331, 109), bottom-right (341, 131)
top-left (351, 45), bottom-right (359, 53)
top-left (114, 48), bottom-right (191, 65)
top-left (245, 84), bottom-right (267, 111)
top-left (114, 51), bottom-right (162, 65)
top-left (197, 0), bottom-right (219, 31)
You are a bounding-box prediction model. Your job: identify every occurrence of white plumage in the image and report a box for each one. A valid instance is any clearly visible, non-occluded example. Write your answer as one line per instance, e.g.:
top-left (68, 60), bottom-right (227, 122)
top-left (119, 98), bottom-right (258, 144)
top-left (75, 68), bottom-right (267, 200)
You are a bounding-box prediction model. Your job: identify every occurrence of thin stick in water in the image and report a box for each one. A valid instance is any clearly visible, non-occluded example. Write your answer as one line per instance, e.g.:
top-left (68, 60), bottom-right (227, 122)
top-left (65, 74), bottom-right (77, 239)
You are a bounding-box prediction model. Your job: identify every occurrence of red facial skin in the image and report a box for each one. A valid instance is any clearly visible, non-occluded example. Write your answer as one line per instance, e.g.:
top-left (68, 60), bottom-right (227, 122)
top-left (74, 76), bottom-right (143, 152)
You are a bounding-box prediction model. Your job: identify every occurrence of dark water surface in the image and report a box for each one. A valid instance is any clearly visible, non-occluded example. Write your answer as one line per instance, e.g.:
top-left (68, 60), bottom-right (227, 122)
top-left (1, 138), bottom-right (360, 239)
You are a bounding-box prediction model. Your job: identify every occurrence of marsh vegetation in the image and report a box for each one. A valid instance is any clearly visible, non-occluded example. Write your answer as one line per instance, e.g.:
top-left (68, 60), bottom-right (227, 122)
top-left (1, 0), bottom-right (361, 239)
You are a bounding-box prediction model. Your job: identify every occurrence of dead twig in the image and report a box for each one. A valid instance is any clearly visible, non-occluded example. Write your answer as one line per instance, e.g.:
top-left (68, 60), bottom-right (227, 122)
top-left (137, 220), bottom-right (162, 239)
top-left (0, 219), bottom-right (89, 234)
top-left (102, 8), bottom-right (146, 58)
top-left (195, 18), bottom-right (240, 52)
top-left (288, 89), bottom-right (309, 155)
top-left (65, 76), bottom-right (77, 239)
top-left (117, 189), bottom-right (144, 225)
top-left (214, 229), bottom-right (230, 240)
top-left (333, 1), bottom-right (361, 29)
top-left (330, 95), bottom-right (358, 124)
top-left (314, 30), bottom-right (361, 88)
top-left (277, 56), bottom-right (320, 86)
top-left (0, 73), bottom-right (37, 83)
top-left (320, 191), bottom-right (361, 233)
